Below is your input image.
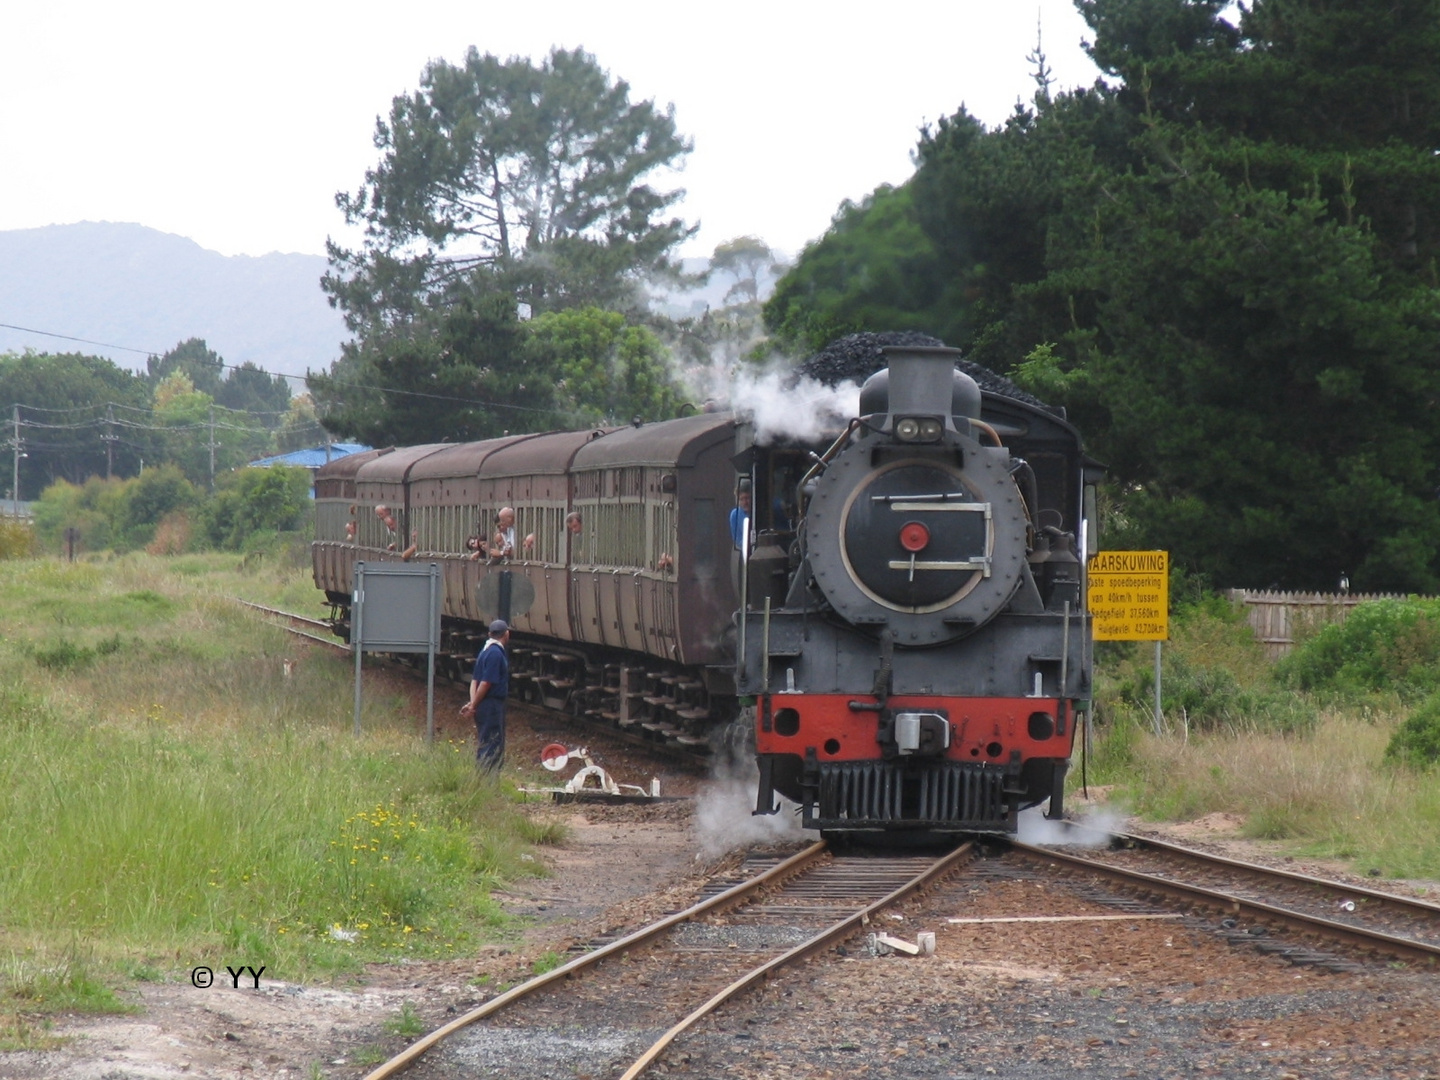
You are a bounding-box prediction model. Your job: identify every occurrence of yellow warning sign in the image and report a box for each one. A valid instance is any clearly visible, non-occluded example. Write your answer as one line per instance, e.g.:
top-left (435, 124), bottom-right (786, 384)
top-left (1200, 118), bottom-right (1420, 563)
top-left (1087, 551), bottom-right (1169, 641)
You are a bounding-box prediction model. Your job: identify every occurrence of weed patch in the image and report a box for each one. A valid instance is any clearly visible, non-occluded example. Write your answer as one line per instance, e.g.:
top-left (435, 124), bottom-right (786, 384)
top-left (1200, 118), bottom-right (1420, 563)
top-left (0, 1012), bottom-right (67, 1052)
top-left (383, 1001), bottom-right (425, 1038)
top-left (0, 948), bottom-right (136, 1015)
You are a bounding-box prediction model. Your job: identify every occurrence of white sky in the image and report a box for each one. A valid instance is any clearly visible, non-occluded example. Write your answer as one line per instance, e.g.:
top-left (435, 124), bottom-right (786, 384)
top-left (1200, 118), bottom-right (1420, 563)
top-left (0, 1), bottom-right (1102, 263)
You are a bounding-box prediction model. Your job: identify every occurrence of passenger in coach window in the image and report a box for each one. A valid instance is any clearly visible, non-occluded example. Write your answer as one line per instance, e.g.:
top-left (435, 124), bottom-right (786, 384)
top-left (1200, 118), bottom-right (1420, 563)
top-left (375, 504), bottom-right (399, 549)
top-left (559, 510), bottom-right (586, 562)
top-left (489, 507), bottom-right (516, 561)
top-left (521, 510), bottom-right (583, 561)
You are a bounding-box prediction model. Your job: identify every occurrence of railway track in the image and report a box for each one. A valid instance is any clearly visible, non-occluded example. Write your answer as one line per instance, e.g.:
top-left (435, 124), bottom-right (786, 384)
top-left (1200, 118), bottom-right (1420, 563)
top-left (1011, 822), bottom-right (1440, 967)
top-left (232, 598), bottom-right (349, 652)
top-left (362, 839), bottom-right (975, 1080)
top-left (231, 597), bottom-right (716, 765)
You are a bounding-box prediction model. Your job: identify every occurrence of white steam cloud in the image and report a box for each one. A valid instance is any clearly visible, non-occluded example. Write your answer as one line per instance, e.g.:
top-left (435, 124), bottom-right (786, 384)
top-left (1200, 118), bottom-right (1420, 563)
top-left (726, 368), bottom-right (862, 446)
top-left (684, 350), bottom-right (862, 447)
top-left (1017, 803), bottom-right (1128, 848)
top-left (694, 758), bottom-right (814, 859)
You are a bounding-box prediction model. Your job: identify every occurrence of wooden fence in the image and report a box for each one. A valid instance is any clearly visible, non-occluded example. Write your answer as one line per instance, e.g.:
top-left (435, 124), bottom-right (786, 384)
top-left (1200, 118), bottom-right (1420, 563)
top-left (1225, 590), bottom-right (1412, 660)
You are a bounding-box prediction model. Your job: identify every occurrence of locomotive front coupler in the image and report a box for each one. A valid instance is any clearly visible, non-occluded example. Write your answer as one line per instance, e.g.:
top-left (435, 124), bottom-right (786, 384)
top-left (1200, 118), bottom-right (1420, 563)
top-left (874, 706), bottom-right (952, 760)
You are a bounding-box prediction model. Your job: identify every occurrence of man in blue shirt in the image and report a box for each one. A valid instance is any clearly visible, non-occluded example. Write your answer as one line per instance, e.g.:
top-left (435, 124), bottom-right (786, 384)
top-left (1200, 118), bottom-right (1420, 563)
top-left (729, 484), bottom-right (751, 552)
top-left (460, 619), bottom-right (510, 771)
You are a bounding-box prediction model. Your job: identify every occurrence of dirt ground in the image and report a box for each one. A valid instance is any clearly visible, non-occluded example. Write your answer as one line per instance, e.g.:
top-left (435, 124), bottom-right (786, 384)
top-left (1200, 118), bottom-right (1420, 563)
top-left (3, 695), bottom-right (1436, 1080)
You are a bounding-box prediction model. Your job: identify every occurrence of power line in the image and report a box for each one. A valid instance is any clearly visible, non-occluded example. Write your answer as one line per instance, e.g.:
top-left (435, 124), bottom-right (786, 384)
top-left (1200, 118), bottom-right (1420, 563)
top-left (0, 321), bottom-right (155, 356)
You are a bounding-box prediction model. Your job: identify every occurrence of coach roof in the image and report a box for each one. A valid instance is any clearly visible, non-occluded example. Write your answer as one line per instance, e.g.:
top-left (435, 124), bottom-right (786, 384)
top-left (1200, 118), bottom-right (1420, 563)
top-left (571, 413), bottom-right (733, 470)
top-left (313, 445), bottom-right (393, 482)
top-left (353, 443), bottom-right (450, 485)
top-left (480, 428), bottom-right (619, 478)
top-left (405, 434), bottom-right (533, 481)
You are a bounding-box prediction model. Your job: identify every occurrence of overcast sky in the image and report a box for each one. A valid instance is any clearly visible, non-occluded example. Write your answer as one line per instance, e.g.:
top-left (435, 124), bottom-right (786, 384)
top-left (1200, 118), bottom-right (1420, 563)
top-left (0, 1), bottom-right (1102, 264)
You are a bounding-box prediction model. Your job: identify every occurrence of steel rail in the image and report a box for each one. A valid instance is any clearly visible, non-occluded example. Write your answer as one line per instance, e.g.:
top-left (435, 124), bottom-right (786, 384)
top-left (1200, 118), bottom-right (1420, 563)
top-left (616, 840), bottom-right (977, 1080)
top-left (1064, 822), bottom-right (1440, 919)
top-left (232, 597), bottom-right (336, 633)
top-left (359, 840), bottom-right (829, 1080)
top-left (232, 598), bottom-right (350, 652)
top-left (1010, 839), bottom-right (1440, 965)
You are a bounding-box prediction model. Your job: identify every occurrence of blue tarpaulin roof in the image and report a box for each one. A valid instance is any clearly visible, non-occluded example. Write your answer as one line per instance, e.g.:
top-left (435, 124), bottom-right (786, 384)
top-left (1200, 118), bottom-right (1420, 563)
top-left (248, 443), bottom-right (372, 469)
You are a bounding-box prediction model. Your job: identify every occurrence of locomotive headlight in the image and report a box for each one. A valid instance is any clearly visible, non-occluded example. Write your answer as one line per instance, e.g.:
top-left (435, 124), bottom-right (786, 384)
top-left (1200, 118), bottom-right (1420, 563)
top-left (894, 416), bottom-right (943, 443)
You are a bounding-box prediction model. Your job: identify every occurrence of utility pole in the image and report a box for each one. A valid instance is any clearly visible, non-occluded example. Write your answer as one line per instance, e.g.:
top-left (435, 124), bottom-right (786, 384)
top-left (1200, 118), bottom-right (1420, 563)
top-left (104, 403), bottom-right (116, 479)
top-left (11, 404), bottom-right (20, 518)
top-left (10, 408), bottom-right (22, 521)
top-left (208, 404), bottom-right (217, 492)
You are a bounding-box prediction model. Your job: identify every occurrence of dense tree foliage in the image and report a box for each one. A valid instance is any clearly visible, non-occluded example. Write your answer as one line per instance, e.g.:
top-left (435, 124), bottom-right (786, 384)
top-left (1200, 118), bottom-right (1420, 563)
top-left (0, 352), bottom-right (154, 498)
top-left (314, 47), bottom-right (694, 447)
top-left (198, 465), bottom-right (313, 550)
top-left (146, 339), bottom-right (291, 415)
top-left (150, 373), bottom-right (274, 489)
top-left (308, 293), bottom-right (534, 447)
top-left (523, 307), bottom-right (683, 427)
top-left (765, 184), bottom-right (948, 350)
top-left (309, 299), bottom-right (686, 446)
top-left (325, 46), bottom-right (693, 331)
top-left (766, 0), bottom-right (1440, 592)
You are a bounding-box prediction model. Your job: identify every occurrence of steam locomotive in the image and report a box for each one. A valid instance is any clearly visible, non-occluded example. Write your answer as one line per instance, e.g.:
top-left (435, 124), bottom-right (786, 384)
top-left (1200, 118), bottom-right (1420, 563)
top-left (312, 343), bottom-right (1098, 833)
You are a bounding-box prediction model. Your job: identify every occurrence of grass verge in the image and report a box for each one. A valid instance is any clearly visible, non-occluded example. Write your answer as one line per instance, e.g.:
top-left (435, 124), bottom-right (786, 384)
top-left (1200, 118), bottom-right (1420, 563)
top-left (1080, 591), bottom-right (1440, 882)
top-left (0, 551), bottom-right (562, 1014)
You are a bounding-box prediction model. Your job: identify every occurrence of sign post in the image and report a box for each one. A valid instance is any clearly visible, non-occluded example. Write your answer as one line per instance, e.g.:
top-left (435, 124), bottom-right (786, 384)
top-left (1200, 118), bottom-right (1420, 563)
top-left (351, 561), bottom-right (443, 741)
top-left (1087, 551), bottom-right (1170, 735)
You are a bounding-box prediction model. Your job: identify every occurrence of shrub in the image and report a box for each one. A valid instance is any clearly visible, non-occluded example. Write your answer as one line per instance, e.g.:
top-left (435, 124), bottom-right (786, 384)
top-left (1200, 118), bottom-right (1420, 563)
top-left (31, 477), bottom-right (125, 552)
top-left (1277, 598), bottom-right (1440, 700)
top-left (146, 510), bottom-right (193, 555)
top-left (1386, 693), bottom-right (1440, 767)
top-left (0, 517), bottom-right (34, 559)
top-left (200, 466), bottom-right (311, 550)
top-left (120, 465), bottom-right (198, 549)
top-left (33, 638), bottom-right (95, 671)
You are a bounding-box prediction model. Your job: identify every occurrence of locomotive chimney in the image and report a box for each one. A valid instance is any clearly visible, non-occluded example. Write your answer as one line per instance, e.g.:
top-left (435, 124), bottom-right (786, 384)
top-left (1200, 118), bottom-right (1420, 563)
top-left (882, 346), bottom-right (963, 431)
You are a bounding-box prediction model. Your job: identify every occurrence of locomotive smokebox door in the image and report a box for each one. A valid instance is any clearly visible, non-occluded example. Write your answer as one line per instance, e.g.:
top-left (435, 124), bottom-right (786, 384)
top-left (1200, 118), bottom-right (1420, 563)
top-left (802, 356), bottom-right (1027, 646)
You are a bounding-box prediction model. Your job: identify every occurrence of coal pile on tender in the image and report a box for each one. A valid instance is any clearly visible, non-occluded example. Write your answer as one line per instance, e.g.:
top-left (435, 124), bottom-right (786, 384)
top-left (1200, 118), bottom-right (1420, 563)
top-left (797, 330), bottom-right (1049, 409)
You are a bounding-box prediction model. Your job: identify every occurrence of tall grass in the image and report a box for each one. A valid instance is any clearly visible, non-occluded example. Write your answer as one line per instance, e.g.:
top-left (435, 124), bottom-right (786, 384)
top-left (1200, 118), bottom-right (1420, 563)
top-left (0, 552), bottom-right (559, 999)
top-left (1086, 710), bottom-right (1440, 879)
top-left (1085, 589), bottom-right (1440, 881)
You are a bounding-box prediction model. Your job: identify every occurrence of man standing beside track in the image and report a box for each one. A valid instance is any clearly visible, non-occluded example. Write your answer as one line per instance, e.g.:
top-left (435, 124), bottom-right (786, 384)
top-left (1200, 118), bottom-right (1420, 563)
top-left (460, 620), bottom-right (510, 771)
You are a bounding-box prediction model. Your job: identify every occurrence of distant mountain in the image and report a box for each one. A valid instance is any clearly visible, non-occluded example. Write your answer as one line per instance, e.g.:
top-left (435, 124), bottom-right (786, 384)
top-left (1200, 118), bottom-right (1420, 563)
top-left (0, 222), bottom-right (347, 379)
